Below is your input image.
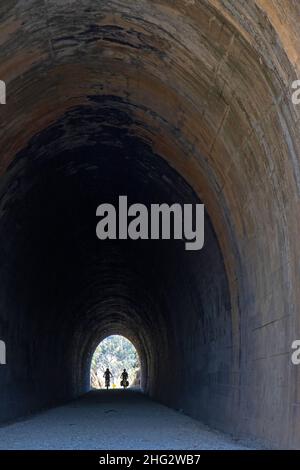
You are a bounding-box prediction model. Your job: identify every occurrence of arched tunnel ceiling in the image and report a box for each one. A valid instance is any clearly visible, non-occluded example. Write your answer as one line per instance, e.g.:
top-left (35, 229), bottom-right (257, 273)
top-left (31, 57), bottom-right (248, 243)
top-left (0, 0), bottom-right (299, 294)
top-left (1, 105), bottom-right (230, 395)
top-left (0, 0), bottom-right (300, 449)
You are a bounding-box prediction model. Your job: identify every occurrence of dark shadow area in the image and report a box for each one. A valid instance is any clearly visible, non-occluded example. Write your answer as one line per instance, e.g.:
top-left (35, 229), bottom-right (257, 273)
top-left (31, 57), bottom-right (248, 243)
top-left (0, 105), bottom-right (232, 431)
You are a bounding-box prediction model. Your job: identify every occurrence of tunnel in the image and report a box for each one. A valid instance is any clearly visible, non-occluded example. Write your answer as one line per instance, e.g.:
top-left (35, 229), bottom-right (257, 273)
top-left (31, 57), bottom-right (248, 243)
top-left (0, 0), bottom-right (300, 450)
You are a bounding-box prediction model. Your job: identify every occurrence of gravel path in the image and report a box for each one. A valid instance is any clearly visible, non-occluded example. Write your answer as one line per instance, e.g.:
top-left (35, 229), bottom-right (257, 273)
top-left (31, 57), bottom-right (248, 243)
top-left (0, 390), bottom-right (258, 450)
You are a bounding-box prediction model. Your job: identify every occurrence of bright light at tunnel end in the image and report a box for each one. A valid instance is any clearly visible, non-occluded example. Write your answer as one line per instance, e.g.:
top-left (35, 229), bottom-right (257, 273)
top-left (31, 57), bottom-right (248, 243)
top-left (96, 195), bottom-right (205, 251)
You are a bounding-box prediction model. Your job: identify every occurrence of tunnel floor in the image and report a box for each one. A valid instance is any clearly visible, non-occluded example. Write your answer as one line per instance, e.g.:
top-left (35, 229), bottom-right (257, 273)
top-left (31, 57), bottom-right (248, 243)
top-left (0, 390), bottom-right (261, 450)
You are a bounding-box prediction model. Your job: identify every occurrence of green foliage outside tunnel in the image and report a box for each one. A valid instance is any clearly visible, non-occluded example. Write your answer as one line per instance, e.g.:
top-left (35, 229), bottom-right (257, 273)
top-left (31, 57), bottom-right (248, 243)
top-left (90, 335), bottom-right (140, 389)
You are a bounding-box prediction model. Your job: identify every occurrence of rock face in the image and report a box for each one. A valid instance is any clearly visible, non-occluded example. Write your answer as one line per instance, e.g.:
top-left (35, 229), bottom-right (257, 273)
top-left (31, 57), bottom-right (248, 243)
top-left (0, 0), bottom-right (299, 449)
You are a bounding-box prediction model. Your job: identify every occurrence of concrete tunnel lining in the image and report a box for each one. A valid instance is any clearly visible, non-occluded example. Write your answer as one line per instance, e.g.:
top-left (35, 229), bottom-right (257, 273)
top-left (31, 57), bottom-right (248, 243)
top-left (0, 0), bottom-right (300, 449)
top-left (0, 113), bottom-right (231, 427)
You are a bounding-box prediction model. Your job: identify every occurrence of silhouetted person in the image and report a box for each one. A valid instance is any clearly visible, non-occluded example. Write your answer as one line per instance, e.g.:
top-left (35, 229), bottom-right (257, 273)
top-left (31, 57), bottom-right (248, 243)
top-left (104, 368), bottom-right (112, 389)
top-left (120, 369), bottom-right (129, 389)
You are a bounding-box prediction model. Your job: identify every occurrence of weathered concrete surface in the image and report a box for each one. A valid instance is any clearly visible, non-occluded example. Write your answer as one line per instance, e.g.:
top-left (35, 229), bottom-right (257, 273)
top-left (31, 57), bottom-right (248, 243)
top-left (0, 0), bottom-right (300, 449)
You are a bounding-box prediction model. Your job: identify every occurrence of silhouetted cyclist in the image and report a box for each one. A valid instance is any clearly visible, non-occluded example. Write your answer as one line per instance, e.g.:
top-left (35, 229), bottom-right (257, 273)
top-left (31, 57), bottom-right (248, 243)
top-left (120, 369), bottom-right (129, 389)
top-left (104, 368), bottom-right (112, 389)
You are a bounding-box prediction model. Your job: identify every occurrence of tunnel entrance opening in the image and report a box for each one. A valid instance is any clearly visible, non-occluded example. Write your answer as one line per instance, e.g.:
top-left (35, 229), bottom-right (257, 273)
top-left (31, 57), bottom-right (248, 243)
top-left (90, 335), bottom-right (141, 390)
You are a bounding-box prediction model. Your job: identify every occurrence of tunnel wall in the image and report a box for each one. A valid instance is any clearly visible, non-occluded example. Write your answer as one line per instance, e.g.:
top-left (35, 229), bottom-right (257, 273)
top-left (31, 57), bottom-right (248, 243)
top-left (0, 0), bottom-right (300, 449)
top-left (0, 119), bottom-right (232, 430)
